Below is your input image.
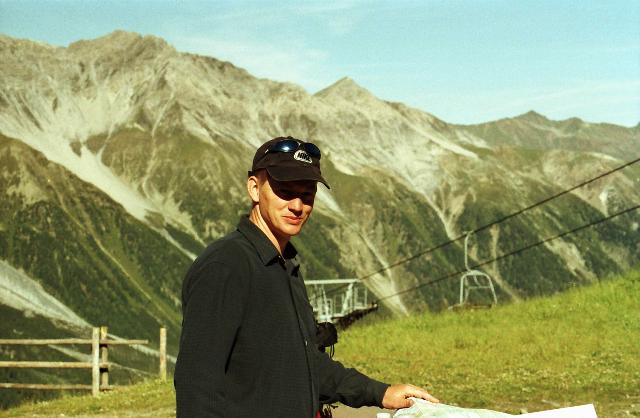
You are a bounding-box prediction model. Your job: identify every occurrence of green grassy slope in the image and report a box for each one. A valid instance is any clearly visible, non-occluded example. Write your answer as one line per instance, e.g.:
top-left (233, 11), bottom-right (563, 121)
top-left (0, 134), bottom-right (186, 408)
top-left (336, 267), bottom-right (640, 417)
top-left (4, 267), bottom-right (638, 417)
top-left (0, 306), bottom-right (163, 410)
top-left (0, 134), bottom-right (189, 349)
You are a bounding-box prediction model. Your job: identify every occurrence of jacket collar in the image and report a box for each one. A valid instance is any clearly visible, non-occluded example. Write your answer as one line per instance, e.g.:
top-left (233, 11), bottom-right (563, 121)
top-left (237, 216), bottom-right (298, 265)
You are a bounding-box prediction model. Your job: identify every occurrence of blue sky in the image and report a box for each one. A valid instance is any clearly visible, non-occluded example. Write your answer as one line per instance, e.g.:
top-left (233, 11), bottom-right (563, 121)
top-left (1, 0), bottom-right (639, 126)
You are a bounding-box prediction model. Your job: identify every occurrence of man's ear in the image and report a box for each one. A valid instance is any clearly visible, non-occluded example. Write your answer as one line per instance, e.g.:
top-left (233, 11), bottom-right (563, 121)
top-left (247, 175), bottom-right (260, 204)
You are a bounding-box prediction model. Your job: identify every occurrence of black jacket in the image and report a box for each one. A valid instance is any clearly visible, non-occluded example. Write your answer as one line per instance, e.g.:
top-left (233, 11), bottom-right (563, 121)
top-left (174, 216), bottom-right (388, 417)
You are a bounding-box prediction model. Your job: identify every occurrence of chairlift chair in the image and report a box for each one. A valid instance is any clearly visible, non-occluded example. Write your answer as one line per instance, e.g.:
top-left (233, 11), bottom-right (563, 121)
top-left (458, 232), bottom-right (498, 307)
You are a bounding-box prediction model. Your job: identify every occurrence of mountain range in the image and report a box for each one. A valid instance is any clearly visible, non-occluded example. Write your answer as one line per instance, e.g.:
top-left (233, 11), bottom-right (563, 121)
top-left (0, 30), bottom-right (638, 406)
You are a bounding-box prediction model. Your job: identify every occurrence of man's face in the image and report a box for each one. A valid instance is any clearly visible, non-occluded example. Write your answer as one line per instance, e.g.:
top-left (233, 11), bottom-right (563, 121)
top-left (256, 174), bottom-right (317, 240)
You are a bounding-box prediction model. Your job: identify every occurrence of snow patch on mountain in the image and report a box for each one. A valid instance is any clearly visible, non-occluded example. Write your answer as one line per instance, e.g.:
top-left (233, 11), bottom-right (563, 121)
top-left (358, 235), bottom-right (409, 316)
top-left (156, 228), bottom-right (198, 261)
top-left (0, 259), bottom-right (90, 327)
top-left (589, 152), bottom-right (619, 162)
top-left (145, 188), bottom-right (204, 243)
top-left (0, 82), bottom-right (157, 221)
top-left (599, 187), bottom-right (611, 213)
top-left (0, 82), bottom-right (206, 258)
top-left (544, 240), bottom-right (596, 282)
top-left (417, 130), bottom-right (478, 160)
top-left (6, 169), bottom-right (48, 205)
top-left (455, 130), bottom-right (490, 148)
top-left (315, 187), bottom-right (344, 217)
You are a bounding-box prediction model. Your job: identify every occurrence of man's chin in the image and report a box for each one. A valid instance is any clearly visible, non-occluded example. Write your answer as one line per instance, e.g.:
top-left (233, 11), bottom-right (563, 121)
top-left (278, 223), bottom-right (304, 238)
top-left (285, 227), bottom-right (303, 236)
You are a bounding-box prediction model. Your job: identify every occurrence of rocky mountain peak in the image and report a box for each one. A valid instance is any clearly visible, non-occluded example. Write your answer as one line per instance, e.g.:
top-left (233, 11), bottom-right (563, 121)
top-left (67, 30), bottom-right (175, 60)
top-left (0, 34), bottom-right (59, 52)
top-left (325, 76), bottom-right (362, 90)
top-left (314, 76), bottom-right (377, 102)
top-left (515, 110), bottom-right (549, 123)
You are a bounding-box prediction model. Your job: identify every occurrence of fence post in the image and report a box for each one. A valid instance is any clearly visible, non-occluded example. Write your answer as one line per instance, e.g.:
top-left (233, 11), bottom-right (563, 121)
top-left (91, 327), bottom-right (100, 396)
top-left (159, 327), bottom-right (167, 381)
top-left (99, 326), bottom-right (109, 390)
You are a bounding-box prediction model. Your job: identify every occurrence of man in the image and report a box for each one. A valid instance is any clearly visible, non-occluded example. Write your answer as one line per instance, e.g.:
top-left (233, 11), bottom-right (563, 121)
top-left (174, 136), bottom-right (438, 417)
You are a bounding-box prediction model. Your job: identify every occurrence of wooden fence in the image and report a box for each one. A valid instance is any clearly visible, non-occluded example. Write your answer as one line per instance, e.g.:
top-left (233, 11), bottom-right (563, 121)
top-left (0, 326), bottom-right (167, 396)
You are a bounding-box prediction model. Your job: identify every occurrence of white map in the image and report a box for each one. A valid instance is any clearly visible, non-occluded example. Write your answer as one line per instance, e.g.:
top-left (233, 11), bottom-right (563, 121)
top-left (394, 399), bottom-right (511, 418)
top-left (393, 399), bottom-right (598, 418)
top-left (522, 404), bottom-right (597, 418)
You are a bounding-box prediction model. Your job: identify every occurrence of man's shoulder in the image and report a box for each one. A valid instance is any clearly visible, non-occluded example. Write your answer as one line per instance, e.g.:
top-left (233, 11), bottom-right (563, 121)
top-left (195, 229), bottom-right (256, 267)
top-left (181, 230), bottom-right (256, 304)
top-left (182, 229), bottom-right (256, 290)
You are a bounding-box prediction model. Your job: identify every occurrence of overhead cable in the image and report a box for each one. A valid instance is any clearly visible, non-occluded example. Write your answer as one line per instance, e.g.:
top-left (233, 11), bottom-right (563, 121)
top-left (375, 203), bottom-right (640, 303)
top-left (315, 155), bottom-right (640, 299)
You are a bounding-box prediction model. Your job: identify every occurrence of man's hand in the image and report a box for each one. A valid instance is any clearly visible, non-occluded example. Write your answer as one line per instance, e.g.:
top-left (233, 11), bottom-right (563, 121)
top-left (381, 384), bottom-right (440, 409)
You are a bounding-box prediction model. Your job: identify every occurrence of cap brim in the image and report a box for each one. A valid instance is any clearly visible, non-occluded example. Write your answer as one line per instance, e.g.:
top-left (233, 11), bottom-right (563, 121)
top-left (266, 166), bottom-right (330, 189)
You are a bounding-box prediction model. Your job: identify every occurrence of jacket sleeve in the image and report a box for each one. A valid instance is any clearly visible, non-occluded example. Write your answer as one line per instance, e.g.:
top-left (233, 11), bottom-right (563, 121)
top-left (174, 260), bottom-right (249, 417)
top-left (314, 341), bottom-right (389, 408)
top-left (290, 264), bottom-right (388, 408)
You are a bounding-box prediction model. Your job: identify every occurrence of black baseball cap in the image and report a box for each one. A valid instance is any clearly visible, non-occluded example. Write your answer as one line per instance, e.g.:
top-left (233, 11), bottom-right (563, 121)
top-left (250, 136), bottom-right (330, 188)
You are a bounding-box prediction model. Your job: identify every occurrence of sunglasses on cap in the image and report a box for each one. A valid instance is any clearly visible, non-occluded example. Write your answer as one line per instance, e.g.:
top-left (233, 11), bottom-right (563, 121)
top-left (264, 139), bottom-right (321, 159)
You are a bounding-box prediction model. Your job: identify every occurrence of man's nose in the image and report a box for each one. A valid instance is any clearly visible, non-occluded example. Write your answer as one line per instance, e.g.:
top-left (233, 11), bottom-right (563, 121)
top-left (289, 197), bottom-right (303, 213)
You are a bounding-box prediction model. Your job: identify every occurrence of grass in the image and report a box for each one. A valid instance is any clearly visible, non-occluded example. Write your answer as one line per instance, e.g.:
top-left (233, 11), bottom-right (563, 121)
top-left (336, 267), bottom-right (640, 416)
top-left (4, 268), bottom-right (639, 417)
top-left (1, 379), bottom-right (175, 418)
